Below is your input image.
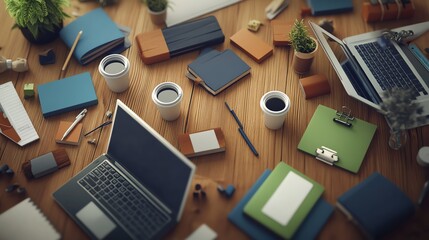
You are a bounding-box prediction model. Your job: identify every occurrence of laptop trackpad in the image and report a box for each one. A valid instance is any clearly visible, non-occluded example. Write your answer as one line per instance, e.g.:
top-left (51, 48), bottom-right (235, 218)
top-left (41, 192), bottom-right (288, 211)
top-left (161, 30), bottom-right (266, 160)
top-left (76, 201), bottom-right (116, 239)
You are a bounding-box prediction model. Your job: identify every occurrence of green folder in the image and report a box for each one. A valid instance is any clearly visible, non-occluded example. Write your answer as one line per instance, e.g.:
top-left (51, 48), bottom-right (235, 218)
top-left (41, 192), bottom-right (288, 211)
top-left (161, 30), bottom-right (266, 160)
top-left (297, 104), bottom-right (377, 173)
top-left (243, 162), bottom-right (324, 239)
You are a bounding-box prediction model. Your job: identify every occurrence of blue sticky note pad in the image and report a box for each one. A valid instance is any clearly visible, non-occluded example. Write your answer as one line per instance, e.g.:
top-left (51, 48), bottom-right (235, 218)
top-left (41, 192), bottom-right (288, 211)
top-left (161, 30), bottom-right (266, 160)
top-left (228, 169), bottom-right (334, 240)
top-left (38, 72), bottom-right (98, 117)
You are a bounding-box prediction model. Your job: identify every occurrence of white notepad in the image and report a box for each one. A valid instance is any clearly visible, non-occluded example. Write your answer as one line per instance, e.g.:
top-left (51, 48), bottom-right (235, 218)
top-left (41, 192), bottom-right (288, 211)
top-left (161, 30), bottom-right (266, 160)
top-left (0, 81), bottom-right (39, 146)
top-left (0, 198), bottom-right (61, 240)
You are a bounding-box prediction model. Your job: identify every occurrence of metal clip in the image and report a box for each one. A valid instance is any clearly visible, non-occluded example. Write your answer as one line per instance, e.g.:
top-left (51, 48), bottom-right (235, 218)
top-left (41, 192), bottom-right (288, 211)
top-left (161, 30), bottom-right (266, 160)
top-left (333, 106), bottom-right (354, 127)
top-left (316, 146), bottom-right (339, 165)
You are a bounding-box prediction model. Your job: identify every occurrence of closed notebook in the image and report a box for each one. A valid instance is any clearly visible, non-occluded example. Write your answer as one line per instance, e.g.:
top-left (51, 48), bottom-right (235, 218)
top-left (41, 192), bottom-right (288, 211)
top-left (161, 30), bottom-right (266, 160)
top-left (336, 172), bottom-right (415, 239)
top-left (243, 162), bottom-right (324, 239)
top-left (230, 28), bottom-right (273, 63)
top-left (178, 128), bottom-right (226, 157)
top-left (38, 72), bottom-right (98, 117)
top-left (228, 169), bottom-right (334, 240)
top-left (60, 8), bottom-right (127, 65)
top-left (187, 48), bottom-right (250, 95)
top-left (306, 0), bottom-right (353, 16)
top-left (55, 121), bottom-right (83, 145)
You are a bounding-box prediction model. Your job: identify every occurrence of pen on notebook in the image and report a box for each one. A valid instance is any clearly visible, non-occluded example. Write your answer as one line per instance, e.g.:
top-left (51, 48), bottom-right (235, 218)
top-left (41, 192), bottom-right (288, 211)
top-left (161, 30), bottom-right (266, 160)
top-left (61, 109), bottom-right (87, 141)
top-left (225, 102), bottom-right (244, 129)
top-left (238, 127), bottom-right (259, 157)
top-left (84, 120), bottom-right (112, 136)
top-left (62, 30), bottom-right (83, 71)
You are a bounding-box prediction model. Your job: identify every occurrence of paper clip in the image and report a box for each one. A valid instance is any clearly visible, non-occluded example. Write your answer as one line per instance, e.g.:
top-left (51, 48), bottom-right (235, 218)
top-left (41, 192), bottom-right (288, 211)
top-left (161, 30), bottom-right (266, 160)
top-left (265, 0), bottom-right (290, 20)
top-left (315, 146), bottom-right (339, 165)
top-left (381, 29), bottom-right (414, 44)
top-left (333, 106), bottom-right (355, 127)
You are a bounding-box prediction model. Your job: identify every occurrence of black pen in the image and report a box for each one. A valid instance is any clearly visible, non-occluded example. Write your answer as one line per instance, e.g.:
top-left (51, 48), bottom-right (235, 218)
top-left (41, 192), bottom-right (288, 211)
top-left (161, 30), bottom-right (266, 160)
top-left (238, 127), bottom-right (259, 157)
top-left (225, 102), bottom-right (244, 129)
top-left (84, 120), bottom-right (112, 136)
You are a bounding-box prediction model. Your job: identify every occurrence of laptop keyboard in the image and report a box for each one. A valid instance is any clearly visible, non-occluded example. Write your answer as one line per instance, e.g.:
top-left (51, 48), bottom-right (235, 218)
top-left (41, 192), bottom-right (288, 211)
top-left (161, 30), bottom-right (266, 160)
top-left (78, 160), bottom-right (170, 240)
top-left (355, 42), bottom-right (428, 97)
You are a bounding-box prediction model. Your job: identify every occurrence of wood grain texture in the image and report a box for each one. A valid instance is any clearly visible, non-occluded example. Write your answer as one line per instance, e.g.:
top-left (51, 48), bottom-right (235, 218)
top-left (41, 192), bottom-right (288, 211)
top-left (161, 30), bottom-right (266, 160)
top-left (0, 0), bottom-right (428, 239)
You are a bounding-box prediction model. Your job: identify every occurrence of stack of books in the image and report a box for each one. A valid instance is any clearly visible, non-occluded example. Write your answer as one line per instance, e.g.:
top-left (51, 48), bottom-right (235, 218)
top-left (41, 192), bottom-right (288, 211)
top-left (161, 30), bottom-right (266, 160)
top-left (228, 162), bottom-right (334, 239)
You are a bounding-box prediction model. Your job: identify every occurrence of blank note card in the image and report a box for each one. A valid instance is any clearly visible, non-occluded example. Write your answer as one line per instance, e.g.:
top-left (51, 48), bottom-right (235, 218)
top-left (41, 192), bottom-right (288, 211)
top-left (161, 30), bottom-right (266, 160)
top-left (262, 171), bottom-right (313, 226)
top-left (189, 129), bottom-right (220, 153)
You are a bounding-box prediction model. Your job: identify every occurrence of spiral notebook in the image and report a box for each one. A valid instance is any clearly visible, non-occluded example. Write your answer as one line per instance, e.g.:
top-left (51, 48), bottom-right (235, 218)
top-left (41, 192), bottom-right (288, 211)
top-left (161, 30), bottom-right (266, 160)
top-left (0, 198), bottom-right (60, 240)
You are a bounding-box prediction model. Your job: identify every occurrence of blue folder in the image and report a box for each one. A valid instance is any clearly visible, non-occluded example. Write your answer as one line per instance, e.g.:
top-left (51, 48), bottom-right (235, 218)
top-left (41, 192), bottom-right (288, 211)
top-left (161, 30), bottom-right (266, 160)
top-left (306, 0), bottom-right (353, 16)
top-left (38, 72), bottom-right (98, 117)
top-left (228, 169), bottom-right (334, 240)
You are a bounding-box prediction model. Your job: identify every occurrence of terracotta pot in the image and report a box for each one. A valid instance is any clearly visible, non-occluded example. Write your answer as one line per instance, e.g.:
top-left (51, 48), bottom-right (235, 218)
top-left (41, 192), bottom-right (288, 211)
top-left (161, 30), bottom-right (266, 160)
top-left (19, 22), bottom-right (63, 45)
top-left (148, 8), bottom-right (167, 25)
top-left (292, 37), bottom-right (318, 74)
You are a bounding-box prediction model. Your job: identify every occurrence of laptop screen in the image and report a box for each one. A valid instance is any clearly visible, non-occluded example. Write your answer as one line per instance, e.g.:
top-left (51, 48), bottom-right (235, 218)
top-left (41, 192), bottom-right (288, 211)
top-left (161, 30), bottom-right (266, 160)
top-left (107, 101), bottom-right (195, 220)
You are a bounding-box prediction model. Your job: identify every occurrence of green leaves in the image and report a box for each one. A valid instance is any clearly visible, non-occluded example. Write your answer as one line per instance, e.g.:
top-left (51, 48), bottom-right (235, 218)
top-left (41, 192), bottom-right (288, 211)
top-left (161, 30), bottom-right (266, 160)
top-left (289, 19), bottom-right (316, 53)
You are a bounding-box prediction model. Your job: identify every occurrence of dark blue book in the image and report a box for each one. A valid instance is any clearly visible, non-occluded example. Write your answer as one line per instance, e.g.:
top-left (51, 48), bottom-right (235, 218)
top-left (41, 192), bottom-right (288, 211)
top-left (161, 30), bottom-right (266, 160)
top-left (38, 72), bottom-right (98, 117)
top-left (187, 48), bottom-right (250, 95)
top-left (60, 8), bottom-right (128, 65)
top-left (228, 169), bottom-right (334, 240)
top-left (337, 172), bottom-right (415, 239)
top-left (306, 0), bottom-right (353, 16)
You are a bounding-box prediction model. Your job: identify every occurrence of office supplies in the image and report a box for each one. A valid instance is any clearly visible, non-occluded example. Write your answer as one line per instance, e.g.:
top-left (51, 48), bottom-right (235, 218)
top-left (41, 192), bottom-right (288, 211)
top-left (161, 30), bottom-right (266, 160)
top-left (247, 20), bottom-right (263, 32)
top-left (238, 128), bottom-right (259, 157)
top-left (22, 148), bottom-right (70, 179)
top-left (362, 0), bottom-right (415, 22)
top-left (309, 20), bottom-right (429, 129)
top-left (298, 105), bottom-right (376, 173)
top-left (230, 29), bottom-right (273, 63)
top-left (0, 56), bottom-right (28, 73)
top-left (225, 102), bottom-right (244, 129)
top-left (38, 72), bottom-right (98, 117)
top-left (62, 30), bottom-right (82, 71)
top-left (299, 74), bottom-right (331, 99)
top-left (136, 16), bottom-right (225, 65)
top-left (60, 8), bottom-right (129, 65)
top-left (165, 0), bottom-right (240, 27)
top-left (337, 172), bottom-right (415, 239)
top-left (265, 0), bottom-right (290, 20)
top-left (84, 120), bottom-right (112, 136)
top-left (187, 48), bottom-right (250, 95)
top-left (244, 162), bottom-right (324, 239)
top-left (24, 83), bottom-right (35, 99)
top-left (333, 106), bottom-right (354, 127)
top-left (185, 224), bottom-right (217, 240)
top-left (56, 121), bottom-right (83, 145)
top-left (178, 128), bottom-right (226, 157)
top-left (271, 20), bottom-right (293, 46)
top-left (306, 0), bottom-right (353, 16)
top-left (418, 180), bottom-right (429, 206)
top-left (61, 109), bottom-right (87, 141)
top-left (39, 48), bottom-right (56, 65)
top-left (0, 198), bottom-right (61, 240)
top-left (228, 169), bottom-right (334, 240)
top-left (53, 100), bottom-right (195, 240)
top-left (0, 81), bottom-right (39, 146)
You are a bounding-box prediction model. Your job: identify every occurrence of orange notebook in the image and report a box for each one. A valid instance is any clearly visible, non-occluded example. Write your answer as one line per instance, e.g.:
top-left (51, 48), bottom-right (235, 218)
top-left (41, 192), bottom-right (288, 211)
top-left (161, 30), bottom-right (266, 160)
top-left (230, 28), bottom-right (273, 63)
top-left (55, 121), bottom-right (83, 145)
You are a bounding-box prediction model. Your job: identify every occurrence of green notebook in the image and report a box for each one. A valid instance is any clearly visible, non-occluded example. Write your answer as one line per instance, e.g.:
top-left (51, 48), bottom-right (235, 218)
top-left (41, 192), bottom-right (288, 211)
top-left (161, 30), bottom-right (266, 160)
top-left (243, 162), bottom-right (324, 239)
top-left (297, 104), bottom-right (377, 173)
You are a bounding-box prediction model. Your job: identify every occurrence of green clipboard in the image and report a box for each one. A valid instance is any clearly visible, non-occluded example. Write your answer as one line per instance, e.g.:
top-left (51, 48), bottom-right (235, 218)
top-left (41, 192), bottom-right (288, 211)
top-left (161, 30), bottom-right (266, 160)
top-left (297, 105), bottom-right (377, 173)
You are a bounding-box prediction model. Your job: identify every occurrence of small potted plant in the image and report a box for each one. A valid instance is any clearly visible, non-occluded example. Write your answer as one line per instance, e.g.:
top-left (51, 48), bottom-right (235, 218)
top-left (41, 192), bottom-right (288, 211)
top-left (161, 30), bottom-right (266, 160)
top-left (4, 0), bottom-right (69, 44)
top-left (289, 19), bottom-right (318, 74)
top-left (380, 88), bottom-right (426, 149)
top-left (141, 0), bottom-right (169, 25)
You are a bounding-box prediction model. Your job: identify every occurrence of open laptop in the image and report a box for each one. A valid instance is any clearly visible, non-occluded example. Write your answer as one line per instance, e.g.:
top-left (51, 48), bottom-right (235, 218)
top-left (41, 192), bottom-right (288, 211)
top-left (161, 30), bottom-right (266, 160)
top-left (309, 21), bottom-right (429, 129)
top-left (53, 100), bottom-right (196, 240)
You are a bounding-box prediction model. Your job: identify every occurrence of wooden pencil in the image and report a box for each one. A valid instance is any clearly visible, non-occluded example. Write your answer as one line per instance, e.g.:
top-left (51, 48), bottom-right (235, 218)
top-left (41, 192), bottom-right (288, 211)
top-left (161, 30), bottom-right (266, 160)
top-left (62, 30), bottom-right (83, 71)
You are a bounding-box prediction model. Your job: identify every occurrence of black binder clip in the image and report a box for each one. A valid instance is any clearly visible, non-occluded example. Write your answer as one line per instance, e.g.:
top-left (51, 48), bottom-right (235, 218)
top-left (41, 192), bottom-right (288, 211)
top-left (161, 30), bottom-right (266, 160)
top-left (381, 29), bottom-right (414, 45)
top-left (333, 106), bottom-right (355, 127)
top-left (316, 146), bottom-right (339, 165)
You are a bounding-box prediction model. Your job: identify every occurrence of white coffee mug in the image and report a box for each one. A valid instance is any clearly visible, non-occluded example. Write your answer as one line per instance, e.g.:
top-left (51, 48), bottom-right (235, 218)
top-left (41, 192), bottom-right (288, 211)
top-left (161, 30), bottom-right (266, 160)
top-left (417, 146), bottom-right (429, 167)
top-left (99, 54), bottom-right (130, 93)
top-left (260, 91), bottom-right (291, 130)
top-left (152, 82), bottom-right (183, 121)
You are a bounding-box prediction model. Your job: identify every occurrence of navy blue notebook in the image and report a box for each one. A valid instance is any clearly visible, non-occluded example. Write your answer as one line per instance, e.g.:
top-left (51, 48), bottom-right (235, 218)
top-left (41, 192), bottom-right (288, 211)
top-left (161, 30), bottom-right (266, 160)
top-left (60, 8), bottom-right (128, 65)
top-left (228, 169), bottom-right (334, 240)
top-left (38, 72), bottom-right (98, 117)
top-left (306, 0), bottom-right (353, 16)
top-left (337, 172), bottom-right (415, 239)
top-left (187, 48), bottom-right (250, 95)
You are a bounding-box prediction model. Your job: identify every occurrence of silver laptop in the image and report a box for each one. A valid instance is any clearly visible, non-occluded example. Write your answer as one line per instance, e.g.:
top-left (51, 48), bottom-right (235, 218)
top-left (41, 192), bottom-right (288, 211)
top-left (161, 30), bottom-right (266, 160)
top-left (53, 100), bottom-right (196, 240)
top-left (309, 21), bottom-right (429, 129)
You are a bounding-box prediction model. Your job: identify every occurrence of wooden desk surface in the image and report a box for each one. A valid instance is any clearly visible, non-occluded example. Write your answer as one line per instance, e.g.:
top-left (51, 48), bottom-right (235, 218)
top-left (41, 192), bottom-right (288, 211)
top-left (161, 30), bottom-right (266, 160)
top-left (1, 0), bottom-right (429, 239)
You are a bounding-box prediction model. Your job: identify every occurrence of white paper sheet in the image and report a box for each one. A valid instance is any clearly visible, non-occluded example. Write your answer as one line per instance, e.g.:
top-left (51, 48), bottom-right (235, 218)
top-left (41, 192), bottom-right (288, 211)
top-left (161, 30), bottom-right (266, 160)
top-left (189, 129), bottom-right (219, 153)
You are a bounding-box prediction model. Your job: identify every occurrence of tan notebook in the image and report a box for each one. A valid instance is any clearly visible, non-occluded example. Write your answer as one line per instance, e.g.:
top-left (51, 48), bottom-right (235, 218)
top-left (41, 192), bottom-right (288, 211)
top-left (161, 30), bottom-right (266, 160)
top-left (230, 28), bottom-right (273, 63)
top-left (55, 121), bottom-right (83, 145)
top-left (271, 21), bottom-right (293, 46)
top-left (178, 128), bottom-right (226, 157)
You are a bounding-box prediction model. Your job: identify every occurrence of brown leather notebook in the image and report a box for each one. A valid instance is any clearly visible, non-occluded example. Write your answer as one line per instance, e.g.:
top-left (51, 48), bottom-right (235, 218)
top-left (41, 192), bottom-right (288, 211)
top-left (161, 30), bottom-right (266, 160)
top-left (299, 74), bottom-right (330, 99)
top-left (178, 128), bottom-right (225, 157)
top-left (230, 28), bottom-right (273, 63)
top-left (271, 21), bottom-right (293, 46)
top-left (55, 121), bottom-right (83, 145)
